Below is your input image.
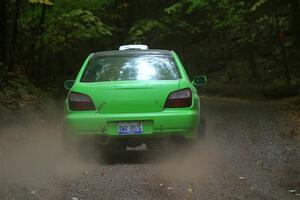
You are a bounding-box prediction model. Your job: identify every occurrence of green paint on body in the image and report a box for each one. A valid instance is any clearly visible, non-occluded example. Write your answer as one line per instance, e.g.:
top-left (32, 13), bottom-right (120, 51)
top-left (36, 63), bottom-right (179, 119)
top-left (64, 49), bottom-right (203, 141)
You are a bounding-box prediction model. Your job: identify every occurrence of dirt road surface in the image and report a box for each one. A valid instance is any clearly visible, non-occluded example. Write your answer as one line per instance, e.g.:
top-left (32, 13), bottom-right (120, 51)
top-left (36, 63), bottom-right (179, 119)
top-left (0, 97), bottom-right (299, 200)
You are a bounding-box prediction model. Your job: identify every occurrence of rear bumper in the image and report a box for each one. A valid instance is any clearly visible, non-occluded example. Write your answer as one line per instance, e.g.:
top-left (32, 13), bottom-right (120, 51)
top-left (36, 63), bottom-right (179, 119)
top-left (65, 109), bottom-right (199, 139)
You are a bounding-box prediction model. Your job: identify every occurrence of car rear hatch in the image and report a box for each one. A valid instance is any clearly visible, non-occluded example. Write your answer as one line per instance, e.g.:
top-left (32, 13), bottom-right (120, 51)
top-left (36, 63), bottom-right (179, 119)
top-left (72, 80), bottom-right (180, 114)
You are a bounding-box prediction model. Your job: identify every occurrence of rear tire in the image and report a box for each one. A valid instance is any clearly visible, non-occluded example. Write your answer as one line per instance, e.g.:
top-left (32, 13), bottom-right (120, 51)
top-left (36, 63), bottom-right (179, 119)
top-left (99, 143), bottom-right (127, 163)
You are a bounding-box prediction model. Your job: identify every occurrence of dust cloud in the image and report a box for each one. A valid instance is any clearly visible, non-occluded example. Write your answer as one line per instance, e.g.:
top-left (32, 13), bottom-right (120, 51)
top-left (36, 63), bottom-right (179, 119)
top-left (156, 140), bottom-right (223, 184)
top-left (0, 104), bottom-right (222, 194)
top-left (0, 109), bottom-right (100, 192)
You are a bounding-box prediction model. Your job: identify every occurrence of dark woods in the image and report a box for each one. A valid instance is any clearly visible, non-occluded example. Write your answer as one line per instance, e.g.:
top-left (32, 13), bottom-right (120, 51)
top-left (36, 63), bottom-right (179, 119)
top-left (0, 0), bottom-right (299, 110)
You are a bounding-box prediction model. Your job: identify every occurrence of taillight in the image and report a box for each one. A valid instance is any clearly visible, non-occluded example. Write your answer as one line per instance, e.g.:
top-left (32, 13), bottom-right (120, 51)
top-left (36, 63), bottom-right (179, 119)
top-left (164, 88), bottom-right (192, 108)
top-left (68, 92), bottom-right (95, 111)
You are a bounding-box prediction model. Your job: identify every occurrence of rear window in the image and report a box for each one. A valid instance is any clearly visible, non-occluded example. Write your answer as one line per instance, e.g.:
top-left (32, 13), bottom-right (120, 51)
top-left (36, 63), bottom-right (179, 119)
top-left (80, 54), bottom-right (180, 82)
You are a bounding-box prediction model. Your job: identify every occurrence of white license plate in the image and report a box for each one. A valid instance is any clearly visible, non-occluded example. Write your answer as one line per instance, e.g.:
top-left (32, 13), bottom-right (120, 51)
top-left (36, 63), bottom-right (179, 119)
top-left (118, 121), bottom-right (143, 135)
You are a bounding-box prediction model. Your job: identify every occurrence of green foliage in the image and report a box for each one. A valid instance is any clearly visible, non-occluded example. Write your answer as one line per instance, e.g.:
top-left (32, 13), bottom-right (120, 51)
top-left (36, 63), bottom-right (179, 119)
top-left (0, 68), bottom-right (41, 112)
top-left (165, 0), bottom-right (209, 14)
top-left (44, 9), bottom-right (112, 52)
top-left (29, 0), bottom-right (53, 6)
top-left (250, 0), bottom-right (268, 12)
top-left (165, 2), bottom-right (184, 14)
top-left (186, 0), bottom-right (210, 13)
top-left (0, 0), bottom-right (299, 107)
top-left (128, 19), bottom-right (168, 44)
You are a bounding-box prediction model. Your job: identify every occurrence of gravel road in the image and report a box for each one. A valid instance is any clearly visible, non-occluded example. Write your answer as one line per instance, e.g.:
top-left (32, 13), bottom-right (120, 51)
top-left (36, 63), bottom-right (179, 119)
top-left (0, 97), bottom-right (299, 200)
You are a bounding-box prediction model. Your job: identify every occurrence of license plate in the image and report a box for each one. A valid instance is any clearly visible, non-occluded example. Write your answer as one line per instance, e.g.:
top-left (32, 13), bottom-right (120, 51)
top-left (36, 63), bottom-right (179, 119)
top-left (118, 121), bottom-right (143, 135)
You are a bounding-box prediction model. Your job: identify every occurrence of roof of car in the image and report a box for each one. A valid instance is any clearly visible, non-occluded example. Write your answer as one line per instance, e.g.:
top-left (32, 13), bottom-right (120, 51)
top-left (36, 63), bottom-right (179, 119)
top-left (93, 49), bottom-right (172, 57)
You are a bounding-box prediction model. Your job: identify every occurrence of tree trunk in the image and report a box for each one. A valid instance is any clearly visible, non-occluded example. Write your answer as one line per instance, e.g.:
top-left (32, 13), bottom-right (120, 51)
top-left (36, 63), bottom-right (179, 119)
top-left (275, 8), bottom-right (291, 84)
top-left (290, 0), bottom-right (300, 45)
top-left (0, 0), bottom-right (8, 65)
top-left (37, 4), bottom-right (47, 82)
top-left (8, 0), bottom-right (21, 69)
top-left (248, 45), bottom-right (259, 80)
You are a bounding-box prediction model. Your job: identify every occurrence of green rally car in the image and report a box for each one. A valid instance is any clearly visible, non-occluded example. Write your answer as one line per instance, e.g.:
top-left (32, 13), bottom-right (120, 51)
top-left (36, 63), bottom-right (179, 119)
top-left (63, 45), bottom-right (207, 152)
